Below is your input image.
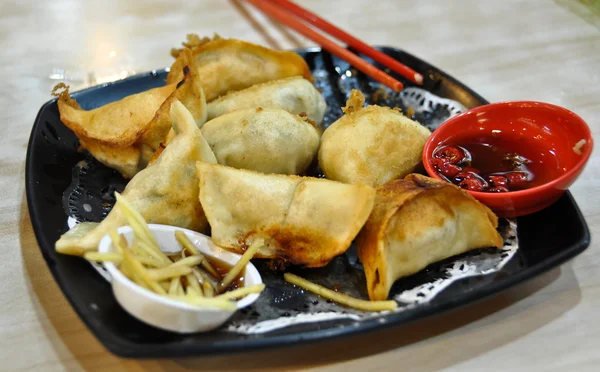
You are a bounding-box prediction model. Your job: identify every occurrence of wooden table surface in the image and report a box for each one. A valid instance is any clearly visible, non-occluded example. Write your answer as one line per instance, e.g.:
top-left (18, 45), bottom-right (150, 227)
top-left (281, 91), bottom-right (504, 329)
top-left (2, 0), bottom-right (599, 370)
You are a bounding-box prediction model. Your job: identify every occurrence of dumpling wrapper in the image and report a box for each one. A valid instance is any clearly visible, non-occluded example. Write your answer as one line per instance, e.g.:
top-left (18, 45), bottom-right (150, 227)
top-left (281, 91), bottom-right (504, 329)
top-left (77, 137), bottom-right (142, 178)
top-left (200, 107), bottom-right (320, 175)
top-left (137, 54), bottom-right (208, 167)
top-left (54, 83), bottom-right (175, 147)
top-left (196, 162), bottom-right (375, 268)
top-left (318, 90), bottom-right (431, 187)
top-left (207, 76), bottom-right (327, 125)
top-left (167, 35), bottom-right (312, 101)
top-left (55, 100), bottom-right (217, 256)
top-left (356, 174), bottom-right (504, 301)
top-left (54, 49), bottom-right (206, 178)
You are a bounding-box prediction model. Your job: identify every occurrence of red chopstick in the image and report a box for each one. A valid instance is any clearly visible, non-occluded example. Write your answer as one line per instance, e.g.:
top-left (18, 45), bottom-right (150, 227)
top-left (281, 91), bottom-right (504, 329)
top-left (243, 0), bottom-right (404, 92)
top-left (268, 0), bottom-right (423, 85)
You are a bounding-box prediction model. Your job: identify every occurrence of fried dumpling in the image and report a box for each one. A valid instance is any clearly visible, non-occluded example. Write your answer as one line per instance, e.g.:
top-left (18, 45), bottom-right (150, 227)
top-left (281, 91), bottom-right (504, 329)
top-left (196, 162), bottom-right (375, 268)
top-left (167, 34), bottom-right (312, 101)
top-left (55, 100), bottom-right (217, 256)
top-left (54, 83), bottom-right (175, 147)
top-left (200, 108), bottom-right (320, 175)
top-left (318, 90), bottom-right (431, 187)
top-left (53, 84), bottom-right (176, 147)
top-left (150, 108), bottom-right (321, 174)
top-left (137, 56), bottom-right (208, 167)
top-left (77, 137), bottom-right (142, 178)
top-left (207, 76), bottom-right (327, 125)
top-left (356, 174), bottom-right (504, 301)
top-left (54, 49), bottom-right (206, 178)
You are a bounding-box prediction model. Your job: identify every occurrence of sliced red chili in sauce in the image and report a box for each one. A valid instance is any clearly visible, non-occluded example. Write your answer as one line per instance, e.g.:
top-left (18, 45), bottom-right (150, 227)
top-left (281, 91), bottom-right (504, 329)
top-left (431, 137), bottom-right (545, 193)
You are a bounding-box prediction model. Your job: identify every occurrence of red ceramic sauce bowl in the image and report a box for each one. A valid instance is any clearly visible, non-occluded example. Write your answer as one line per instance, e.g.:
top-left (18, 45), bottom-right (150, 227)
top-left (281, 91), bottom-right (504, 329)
top-left (422, 101), bottom-right (593, 218)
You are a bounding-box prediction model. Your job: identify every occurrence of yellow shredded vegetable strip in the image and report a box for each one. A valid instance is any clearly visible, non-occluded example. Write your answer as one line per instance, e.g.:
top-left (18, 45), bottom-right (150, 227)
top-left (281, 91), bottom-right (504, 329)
top-left (219, 239), bottom-right (262, 291)
top-left (283, 273), bottom-right (397, 312)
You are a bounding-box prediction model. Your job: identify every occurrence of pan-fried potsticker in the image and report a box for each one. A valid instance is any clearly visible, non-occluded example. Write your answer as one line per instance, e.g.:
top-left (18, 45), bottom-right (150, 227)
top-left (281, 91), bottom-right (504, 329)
top-left (196, 162), bottom-right (375, 268)
top-left (55, 100), bottom-right (217, 256)
top-left (167, 34), bottom-right (312, 101)
top-left (319, 90), bottom-right (431, 187)
top-left (53, 49), bottom-right (206, 178)
top-left (356, 174), bottom-right (504, 301)
top-left (200, 108), bottom-right (320, 175)
top-left (207, 76), bottom-right (327, 125)
top-left (150, 107), bottom-right (321, 175)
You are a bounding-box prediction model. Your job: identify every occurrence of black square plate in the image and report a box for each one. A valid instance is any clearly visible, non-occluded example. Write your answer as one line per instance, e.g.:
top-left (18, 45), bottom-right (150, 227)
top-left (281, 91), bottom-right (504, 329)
top-left (25, 47), bottom-right (590, 358)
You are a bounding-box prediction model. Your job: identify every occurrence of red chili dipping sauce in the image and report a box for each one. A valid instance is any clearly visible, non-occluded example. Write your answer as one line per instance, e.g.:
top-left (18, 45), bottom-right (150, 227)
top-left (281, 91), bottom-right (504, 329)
top-left (430, 135), bottom-right (560, 193)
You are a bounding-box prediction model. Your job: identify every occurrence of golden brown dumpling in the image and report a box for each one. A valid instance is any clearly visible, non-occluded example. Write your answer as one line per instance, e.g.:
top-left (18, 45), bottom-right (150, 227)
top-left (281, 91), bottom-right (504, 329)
top-left (196, 162), bottom-right (375, 268)
top-left (54, 49), bottom-right (206, 178)
top-left (55, 100), bottom-right (217, 256)
top-left (356, 174), bottom-right (504, 301)
top-left (54, 84), bottom-right (175, 147)
top-left (207, 76), bottom-right (327, 125)
top-left (318, 90), bottom-right (431, 187)
top-left (167, 34), bottom-right (312, 101)
top-left (200, 108), bottom-right (320, 175)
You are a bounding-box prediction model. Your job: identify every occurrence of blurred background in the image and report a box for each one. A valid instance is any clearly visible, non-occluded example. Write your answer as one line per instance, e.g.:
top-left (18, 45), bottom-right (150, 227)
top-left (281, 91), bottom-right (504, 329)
top-left (1, 0), bottom-right (598, 106)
